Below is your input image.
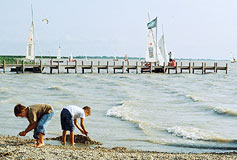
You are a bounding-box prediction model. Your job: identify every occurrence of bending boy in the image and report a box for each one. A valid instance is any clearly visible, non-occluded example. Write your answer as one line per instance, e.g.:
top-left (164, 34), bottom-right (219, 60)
top-left (60, 105), bottom-right (91, 146)
top-left (14, 104), bottom-right (54, 147)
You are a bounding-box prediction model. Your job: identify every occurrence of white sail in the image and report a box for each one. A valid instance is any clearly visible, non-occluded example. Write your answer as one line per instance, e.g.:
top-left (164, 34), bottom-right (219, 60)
top-left (145, 29), bottom-right (164, 64)
top-left (57, 46), bottom-right (61, 59)
top-left (145, 29), bottom-right (158, 63)
top-left (158, 34), bottom-right (169, 64)
top-left (26, 22), bottom-right (35, 60)
top-left (69, 53), bottom-right (73, 62)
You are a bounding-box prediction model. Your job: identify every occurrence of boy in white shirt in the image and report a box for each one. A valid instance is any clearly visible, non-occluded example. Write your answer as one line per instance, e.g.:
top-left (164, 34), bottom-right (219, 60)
top-left (60, 105), bottom-right (91, 146)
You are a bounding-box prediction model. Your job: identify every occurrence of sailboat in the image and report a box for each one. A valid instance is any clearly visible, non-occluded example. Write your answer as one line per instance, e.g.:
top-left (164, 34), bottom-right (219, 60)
top-left (53, 46), bottom-right (64, 63)
top-left (85, 56), bottom-right (88, 61)
top-left (230, 54), bottom-right (237, 63)
top-left (124, 54), bottom-right (128, 61)
top-left (69, 53), bottom-right (76, 62)
top-left (57, 46), bottom-right (61, 60)
top-left (142, 16), bottom-right (170, 73)
top-left (113, 56), bottom-right (118, 61)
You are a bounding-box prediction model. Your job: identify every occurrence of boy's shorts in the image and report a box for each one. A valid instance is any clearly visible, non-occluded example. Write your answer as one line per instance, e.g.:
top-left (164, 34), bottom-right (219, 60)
top-left (60, 108), bottom-right (74, 131)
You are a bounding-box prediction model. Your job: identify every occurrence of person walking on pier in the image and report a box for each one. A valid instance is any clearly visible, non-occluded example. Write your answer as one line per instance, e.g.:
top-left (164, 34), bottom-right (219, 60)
top-left (60, 105), bottom-right (91, 146)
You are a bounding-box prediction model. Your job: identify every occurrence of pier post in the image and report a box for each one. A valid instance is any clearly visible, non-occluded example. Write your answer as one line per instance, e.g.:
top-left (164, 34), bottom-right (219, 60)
top-left (175, 62), bottom-right (178, 74)
top-left (113, 61), bottom-right (115, 74)
top-left (66, 61), bottom-right (69, 73)
top-left (16, 60), bottom-right (19, 74)
top-left (75, 60), bottom-right (77, 73)
top-left (3, 60), bottom-right (6, 73)
top-left (57, 60), bottom-right (60, 74)
top-left (75, 60), bottom-right (78, 73)
top-left (40, 60), bottom-right (43, 73)
top-left (192, 62), bottom-right (195, 74)
top-left (107, 61), bottom-right (109, 74)
top-left (163, 62), bottom-right (166, 73)
top-left (202, 62), bottom-right (204, 74)
top-left (226, 63), bottom-right (228, 74)
top-left (189, 62), bottom-right (191, 74)
top-left (150, 62), bottom-right (152, 73)
top-left (122, 61), bottom-right (124, 74)
top-left (98, 61), bottom-right (100, 73)
top-left (204, 63), bottom-right (207, 74)
top-left (82, 61), bottom-right (84, 74)
top-left (22, 60), bottom-right (25, 74)
top-left (127, 61), bottom-right (129, 73)
top-left (91, 61), bottom-right (93, 73)
top-left (180, 62), bottom-right (183, 73)
top-left (136, 61), bottom-right (138, 74)
top-left (214, 63), bottom-right (217, 73)
top-left (34, 59), bottom-right (36, 65)
top-left (50, 59), bottom-right (53, 74)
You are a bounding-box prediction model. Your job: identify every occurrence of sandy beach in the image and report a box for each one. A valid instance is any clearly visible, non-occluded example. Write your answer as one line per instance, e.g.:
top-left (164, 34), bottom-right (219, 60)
top-left (0, 136), bottom-right (237, 160)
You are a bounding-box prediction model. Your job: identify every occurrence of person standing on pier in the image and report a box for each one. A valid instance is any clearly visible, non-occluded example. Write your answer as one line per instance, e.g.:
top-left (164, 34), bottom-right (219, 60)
top-left (60, 105), bottom-right (91, 146)
top-left (14, 104), bottom-right (54, 147)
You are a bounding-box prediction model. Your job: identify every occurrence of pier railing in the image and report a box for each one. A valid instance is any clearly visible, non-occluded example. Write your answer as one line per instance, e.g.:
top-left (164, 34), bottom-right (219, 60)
top-left (0, 60), bottom-right (228, 74)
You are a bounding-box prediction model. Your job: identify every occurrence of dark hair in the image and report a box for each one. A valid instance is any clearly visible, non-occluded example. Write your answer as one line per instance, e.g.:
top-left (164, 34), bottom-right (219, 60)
top-left (83, 106), bottom-right (91, 116)
top-left (14, 104), bottom-right (26, 117)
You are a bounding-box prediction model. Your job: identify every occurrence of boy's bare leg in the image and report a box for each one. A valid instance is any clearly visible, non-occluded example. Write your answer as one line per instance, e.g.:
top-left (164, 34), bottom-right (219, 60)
top-left (70, 131), bottom-right (74, 146)
top-left (36, 133), bottom-right (45, 147)
top-left (34, 139), bottom-right (40, 147)
top-left (61, 130), bottom-right (67, 145)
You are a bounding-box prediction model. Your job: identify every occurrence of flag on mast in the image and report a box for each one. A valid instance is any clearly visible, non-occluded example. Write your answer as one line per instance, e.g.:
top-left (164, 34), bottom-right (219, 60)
top-left (147, 17), bottom-right (157, 29)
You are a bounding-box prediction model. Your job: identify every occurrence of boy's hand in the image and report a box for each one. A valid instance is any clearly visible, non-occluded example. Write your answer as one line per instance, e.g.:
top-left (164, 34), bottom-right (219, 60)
top-left (84, 131), bottom-right (88, 137)
top-left (19, 131), bottom-right (26, 136)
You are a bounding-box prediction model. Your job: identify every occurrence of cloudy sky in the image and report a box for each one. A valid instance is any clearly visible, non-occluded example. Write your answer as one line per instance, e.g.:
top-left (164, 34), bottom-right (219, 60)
top-left (0, 0), bottom-right (236, 59)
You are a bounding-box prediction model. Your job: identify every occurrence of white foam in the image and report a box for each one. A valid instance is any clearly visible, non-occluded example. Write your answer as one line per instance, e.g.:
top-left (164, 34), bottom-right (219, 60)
top-left (106, 101), bottom-right (154, 132)
top-left (47, 86), bottom-right (62, 90)
top-left (0, 97), bottom-right (14, 104)
top-left (186, 94), bottom-right (202, 102)
top-left (213, 106), bottom-right (237, 116)
top-left (106, 101), bottom-right (137, 122)
top-left (167, 126), bottom-right (224, 141)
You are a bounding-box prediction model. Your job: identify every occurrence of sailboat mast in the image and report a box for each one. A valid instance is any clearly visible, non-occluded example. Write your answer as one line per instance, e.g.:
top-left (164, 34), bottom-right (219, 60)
top-left (156, 16), bottom-right (158, 63)
top-left (31, 5), bottom-right (33, 24)
top-left (31, 4), bottom-right (35, 60)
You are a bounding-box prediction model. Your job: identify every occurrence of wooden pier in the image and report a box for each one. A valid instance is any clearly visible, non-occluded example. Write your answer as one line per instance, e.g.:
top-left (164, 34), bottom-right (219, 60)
top-left (0, 60), bottom-right (228, 74)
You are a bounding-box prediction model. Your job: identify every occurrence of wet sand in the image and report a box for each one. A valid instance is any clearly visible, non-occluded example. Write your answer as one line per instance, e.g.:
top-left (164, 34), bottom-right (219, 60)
top-left (0, 136), bottom-right (237, 160)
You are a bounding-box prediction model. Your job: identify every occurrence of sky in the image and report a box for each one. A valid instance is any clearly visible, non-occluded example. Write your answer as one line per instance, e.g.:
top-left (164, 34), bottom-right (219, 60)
top-left (0, 0), bottom-right (237, 59)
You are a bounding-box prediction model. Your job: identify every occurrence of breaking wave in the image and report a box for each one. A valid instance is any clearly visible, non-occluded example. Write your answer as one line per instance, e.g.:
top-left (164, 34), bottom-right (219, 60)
top-left (212, 106), bottom-right (237, 116)
top-left (46, 86), bottom-right (62, 91)
top-left (185, 94), bottom-right (203, 102)
top-left (106, 101), bottom-right (154, 133)
top-left (167, 126), bottom-right (233, 143)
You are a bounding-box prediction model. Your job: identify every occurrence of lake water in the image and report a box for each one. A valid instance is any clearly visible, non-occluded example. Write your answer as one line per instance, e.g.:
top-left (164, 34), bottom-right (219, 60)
top-left (0, 59), bottom-right (237, 153)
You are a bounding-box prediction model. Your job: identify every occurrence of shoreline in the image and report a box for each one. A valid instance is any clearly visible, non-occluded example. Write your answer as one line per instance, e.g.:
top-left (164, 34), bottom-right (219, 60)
top-left (0, 136), bottom-right (237, 159)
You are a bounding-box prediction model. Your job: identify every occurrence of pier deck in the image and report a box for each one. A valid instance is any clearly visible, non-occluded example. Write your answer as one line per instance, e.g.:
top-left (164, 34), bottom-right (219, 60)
top-left (0, 60), bottom-right (228, 74)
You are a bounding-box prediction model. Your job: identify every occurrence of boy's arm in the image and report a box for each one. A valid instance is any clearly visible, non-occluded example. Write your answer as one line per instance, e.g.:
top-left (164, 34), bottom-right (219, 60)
top-left (74, 119), bottom-right (87, 136)
top-left (80, 118), bottom-right (88, 136)
top-left (19, 122), bottom-right (37, 136)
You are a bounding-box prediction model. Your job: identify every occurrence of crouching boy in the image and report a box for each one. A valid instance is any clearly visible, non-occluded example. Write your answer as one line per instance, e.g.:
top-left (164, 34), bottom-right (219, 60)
top-left (14, 104), bottom-right (54, 147)
top-left (60, 105), bottom-right (91, 146)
